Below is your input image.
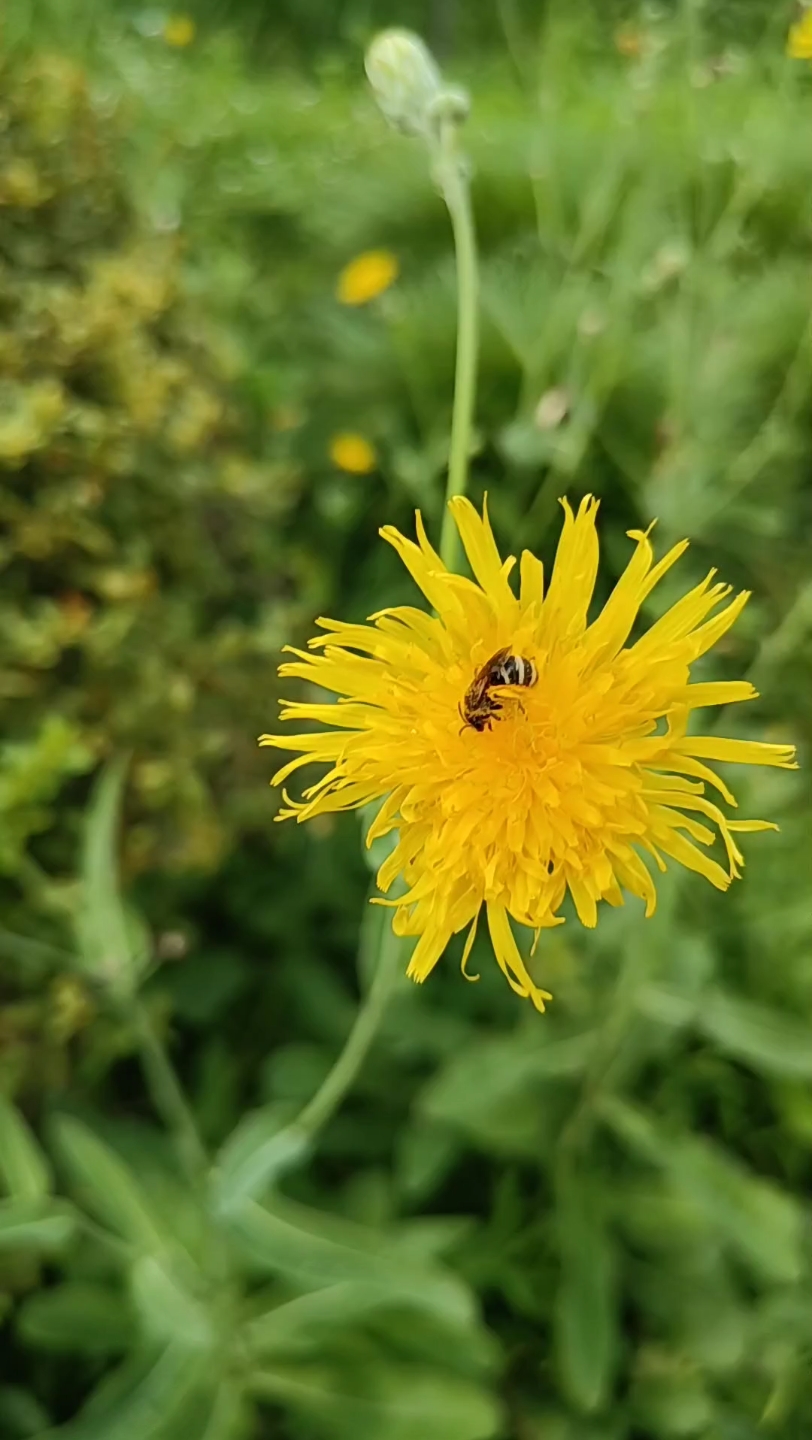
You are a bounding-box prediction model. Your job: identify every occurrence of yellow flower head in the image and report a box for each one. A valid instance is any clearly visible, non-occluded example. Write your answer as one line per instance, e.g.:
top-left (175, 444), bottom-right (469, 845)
top-left (163, 15), bottom-right (196, 47)
top-left (261, 498), bottom-right (795, 1011)
top-left (336, 250), bottom-right (399, 306)
top-left (329, 433), bottom-right (378, 474)
top-left (787, 9), bottom-right (812, 58)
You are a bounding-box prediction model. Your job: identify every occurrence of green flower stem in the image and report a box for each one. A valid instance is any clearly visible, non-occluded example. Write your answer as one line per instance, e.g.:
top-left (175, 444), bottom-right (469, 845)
top-left (293, 914), bottom-right (402, 1140)
top-left (435, 118), bottom-right (480, 571)
top-left (272, 102), bottom-right (479, 1155)
top-left (130, 994), bottom-right (208, 1182)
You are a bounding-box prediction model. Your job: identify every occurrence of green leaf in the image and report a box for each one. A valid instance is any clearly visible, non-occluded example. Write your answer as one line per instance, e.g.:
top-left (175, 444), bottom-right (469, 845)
top-left (227, 1195), bottom-right (473, 1326)
top-left (210, 1107), bottom-right (310, 1215)
top-left (596, 1097), bottom-right (673, 1168)
top-left (632, 1365), bottom-right (713, 1438)
top-left (0, 927), bottom-right (74, 975)
top-left (0, 1385), bottom-right (51, 1439)
top-left (0, 1196), bottom-right (75, 1253)
top-left (396, 1120), bottom-right (459, 1204)
top-left (699, 989), bottom-right (812, 1079)
top-left (555, 1175), bottom-right (618, 1413)
top-left (0, 1097), bottom-right (52, 1200)
top-left (251, 1360), bottom-right (502, 1440)
top-left (420, 1030), bottom-right (594, 1154)
top-left (599, 1102), bottom-right (803, 1284)
top-left (245, 1282), bottom-right (394, 1358)
top-left (16, 1283), bottom-right (133, 1356)
top-left (42, 1345), bottom-right (214, 1440)
top-left (676, 1139), bottom-right (803, 1285)
top-left (74, 757), bottom-right (149, 995)
top-left (199, 1383), bottom-right (249, 1440)
top-left (130, 1255), bottom-right (214, 1351)
top-left (50, 1115), bottom-right (166, 1254)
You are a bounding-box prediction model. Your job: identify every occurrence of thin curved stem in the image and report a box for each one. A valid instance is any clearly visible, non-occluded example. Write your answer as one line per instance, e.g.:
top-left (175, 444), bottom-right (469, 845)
top-left (435, 120), bottom-right (480, 570)
top-left (294, 914), bottom-right (402, 1139)
top-left (130, 995), bottom-right (208, 1183)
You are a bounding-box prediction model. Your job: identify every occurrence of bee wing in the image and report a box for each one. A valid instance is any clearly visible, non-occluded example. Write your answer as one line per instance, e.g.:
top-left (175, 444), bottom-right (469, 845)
top-left (477, 646), bottom-right (510, 684)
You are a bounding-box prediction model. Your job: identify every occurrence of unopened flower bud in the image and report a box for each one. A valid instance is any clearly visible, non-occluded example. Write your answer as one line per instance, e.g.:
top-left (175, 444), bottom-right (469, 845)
top-left (365, 29), bottom-right (442, 136)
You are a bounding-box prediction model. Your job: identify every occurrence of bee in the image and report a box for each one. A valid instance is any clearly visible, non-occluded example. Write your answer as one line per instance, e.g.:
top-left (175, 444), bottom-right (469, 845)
top-left (459, 647), bottom-right (538, 733)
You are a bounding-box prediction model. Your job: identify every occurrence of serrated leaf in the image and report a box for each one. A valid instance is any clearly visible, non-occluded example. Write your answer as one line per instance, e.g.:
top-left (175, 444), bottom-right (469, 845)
top-left (16, 1282), bottom-right (133, 1356)
top-left (50, 1115), bottom-right (166, 1254)
top-left (130, 1255), bottom-right (214, 1351)
top-left (699, 989), bottom-right (812, 1079)
top-left (555, 1175), bottom-right (618, 1413)
top-left (74, 757), bottom-right (149, 994)
top-left (0, 1097), bottom-right (52, 1200)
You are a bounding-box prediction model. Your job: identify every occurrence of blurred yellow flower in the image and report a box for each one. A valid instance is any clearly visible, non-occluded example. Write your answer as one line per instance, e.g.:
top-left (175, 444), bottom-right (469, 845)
top-left (329, 433), bottom-right (378, 473)
top-left (614, 26), bottom-right (643, 58)
top-left (336, 250), bottom-right (399, 305)
top-left (163, 15), bottom-right (196, 47)
top-left (261, 497), bottom-right (795, 1011)
top-left (787, 9), bottom-right (812, 58)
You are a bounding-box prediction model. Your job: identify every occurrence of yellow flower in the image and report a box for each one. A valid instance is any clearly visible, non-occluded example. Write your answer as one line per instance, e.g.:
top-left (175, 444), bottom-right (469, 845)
top-left (260, 497), bottom-right (795, 1011)
top-left (787, 9), bottom-right (812, 58)
top-left (336, 250), bottom-right (399, 306)
top-left (614, 26), bottom-right (643, 58)
top-left (329, 433), bottom-right (378, 474)
top-left (163, 15), bottom-right (196, 47)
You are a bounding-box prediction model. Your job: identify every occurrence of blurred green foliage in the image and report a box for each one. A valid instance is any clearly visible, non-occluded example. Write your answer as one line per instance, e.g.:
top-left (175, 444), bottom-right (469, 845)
top-left (0, 6), bottom-right (810, 1439)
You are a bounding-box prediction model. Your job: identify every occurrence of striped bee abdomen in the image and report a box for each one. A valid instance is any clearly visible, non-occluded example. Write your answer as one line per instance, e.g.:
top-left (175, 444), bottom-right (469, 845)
top-left (488, 654), bottom-right (537, 688)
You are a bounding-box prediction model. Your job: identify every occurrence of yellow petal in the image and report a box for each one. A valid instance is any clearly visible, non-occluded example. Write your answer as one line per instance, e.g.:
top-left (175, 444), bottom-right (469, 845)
top-left (542, 495), bottom-right (600, 645)
top-left (677, 737), bottom-right (797, 768)
top-left (406, 923), bottom-right (452, 982)
top-left (680, 681), bottom-right (758, 709)
top-left (487, 904), bottom-right (552, 1011)
top-left (448, 495), bottom-right (519, 623)
top-left (520, 548), bottom-right (545, 613)
top-left (654, 826), bottom-right (731, 891)
top-left (460, 912), bottom-right (481, 981)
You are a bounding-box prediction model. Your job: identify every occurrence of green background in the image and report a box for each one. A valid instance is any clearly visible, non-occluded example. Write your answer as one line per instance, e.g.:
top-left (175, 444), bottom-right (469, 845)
top-left (0, 2), bottom-right (810, 1437)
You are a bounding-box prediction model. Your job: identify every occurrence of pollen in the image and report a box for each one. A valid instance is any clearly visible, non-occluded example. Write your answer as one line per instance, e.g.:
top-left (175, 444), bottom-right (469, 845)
top-left (260, 496), bottom-right (796, 1011)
